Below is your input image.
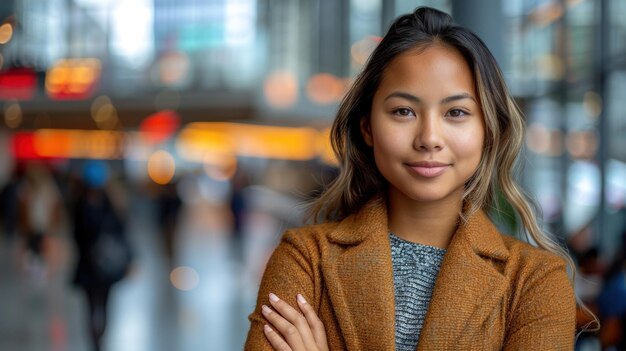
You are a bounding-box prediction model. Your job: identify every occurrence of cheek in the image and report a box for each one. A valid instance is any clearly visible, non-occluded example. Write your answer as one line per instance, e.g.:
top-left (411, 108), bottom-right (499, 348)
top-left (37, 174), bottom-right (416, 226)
top-left (449, 130), bottom-right (484, 164)
top-left (372, 126), bottom-right (408, 158)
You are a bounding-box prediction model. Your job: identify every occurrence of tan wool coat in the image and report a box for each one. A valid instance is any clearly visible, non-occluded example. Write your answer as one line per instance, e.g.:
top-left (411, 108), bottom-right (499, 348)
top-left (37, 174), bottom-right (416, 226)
top-left (245, 200), bottom-right (576, 350)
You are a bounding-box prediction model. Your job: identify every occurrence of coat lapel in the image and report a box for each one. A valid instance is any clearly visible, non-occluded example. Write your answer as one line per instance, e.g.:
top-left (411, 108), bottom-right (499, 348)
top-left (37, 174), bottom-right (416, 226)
top-left (322, 198), bottom-right (397, 350)
top-left (417, 211), bottom-right (510, 350)
top-left (321, 199), bottom-right (510, 350)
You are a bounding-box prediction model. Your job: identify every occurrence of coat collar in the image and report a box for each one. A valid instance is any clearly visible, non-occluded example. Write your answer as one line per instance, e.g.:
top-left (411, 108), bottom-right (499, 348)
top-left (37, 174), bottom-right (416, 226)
top-left (323, 197), bottom-right (511, 350)
top-left (327, 197), bottom-right (509, 262)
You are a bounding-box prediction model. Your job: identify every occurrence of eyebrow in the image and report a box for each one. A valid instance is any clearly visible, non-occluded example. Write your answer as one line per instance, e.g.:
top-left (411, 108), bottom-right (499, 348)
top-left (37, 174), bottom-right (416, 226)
top-left (384, 91), bottom-right (477, 105)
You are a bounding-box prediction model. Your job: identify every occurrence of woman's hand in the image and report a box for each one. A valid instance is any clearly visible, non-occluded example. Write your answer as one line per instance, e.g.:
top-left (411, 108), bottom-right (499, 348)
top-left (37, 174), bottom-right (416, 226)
top-left (261, 293), bottom-right (329, 351)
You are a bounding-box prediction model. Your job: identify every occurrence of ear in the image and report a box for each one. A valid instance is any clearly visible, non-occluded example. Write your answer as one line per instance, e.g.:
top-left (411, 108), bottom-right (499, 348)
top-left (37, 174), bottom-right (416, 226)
top-left (360, 117), bottom-right (373, 147)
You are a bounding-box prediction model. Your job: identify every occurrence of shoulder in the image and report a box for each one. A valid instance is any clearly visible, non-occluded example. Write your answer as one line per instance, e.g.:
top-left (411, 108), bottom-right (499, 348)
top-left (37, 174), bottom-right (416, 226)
top-left (499, 234), bottom-right (574, 309)
top-left (501, 234), bottom-right (568, 272)
top-left (497, 235), bottom-right (576, 346)
top-left (279, 221), bottom-right (341, 252)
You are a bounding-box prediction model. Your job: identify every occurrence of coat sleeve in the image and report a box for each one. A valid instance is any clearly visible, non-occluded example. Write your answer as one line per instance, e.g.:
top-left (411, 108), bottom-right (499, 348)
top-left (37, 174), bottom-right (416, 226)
top-left (244, 230), bottom-right (318, 351)
top-left (503, 255), bottom-right (577, 350)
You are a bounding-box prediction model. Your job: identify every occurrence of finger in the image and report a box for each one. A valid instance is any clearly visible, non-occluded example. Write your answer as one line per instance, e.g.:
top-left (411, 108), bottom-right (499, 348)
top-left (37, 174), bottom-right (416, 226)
top-left (297, 294), bottom-right (328, 350)
top-left (268, 293), bottom-right (318, 348)
top-left (263, 324), bottom-right (292, 351)
top-left (261, 304), bottom-right (306, 350)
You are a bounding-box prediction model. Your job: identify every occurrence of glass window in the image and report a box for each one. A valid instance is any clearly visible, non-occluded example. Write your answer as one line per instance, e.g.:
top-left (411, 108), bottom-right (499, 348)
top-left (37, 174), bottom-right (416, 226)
top-left (609, 0), bottom-right (626, 57)
top-left (565, 0), bottom-right (596, 82)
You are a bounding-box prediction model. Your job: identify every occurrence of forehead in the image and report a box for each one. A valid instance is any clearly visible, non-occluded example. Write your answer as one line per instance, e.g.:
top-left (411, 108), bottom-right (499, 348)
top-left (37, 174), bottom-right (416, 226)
top-left (377, 44), bottom-right (476, 96)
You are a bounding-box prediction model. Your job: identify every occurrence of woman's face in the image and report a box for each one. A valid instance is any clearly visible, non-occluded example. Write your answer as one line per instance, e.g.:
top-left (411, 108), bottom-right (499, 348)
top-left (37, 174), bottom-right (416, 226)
top-left (362, 44), bottom-right (485, 206)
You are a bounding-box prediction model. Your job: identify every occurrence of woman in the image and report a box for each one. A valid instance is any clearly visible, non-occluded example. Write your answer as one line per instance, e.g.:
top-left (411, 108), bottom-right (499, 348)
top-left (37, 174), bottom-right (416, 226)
top-left (246, 7), bottom-right (580, 350)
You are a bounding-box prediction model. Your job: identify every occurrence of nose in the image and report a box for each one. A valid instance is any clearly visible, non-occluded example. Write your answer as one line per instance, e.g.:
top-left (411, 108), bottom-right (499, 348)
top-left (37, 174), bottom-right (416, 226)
top-left (414, 114), bottom-right (443, 151)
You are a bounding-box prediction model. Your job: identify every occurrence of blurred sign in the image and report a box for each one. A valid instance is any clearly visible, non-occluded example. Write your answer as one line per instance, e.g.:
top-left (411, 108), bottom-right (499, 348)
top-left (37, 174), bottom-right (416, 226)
top-left (45, 58), bottom-right (101, 100)
top-left (0, 67), bottom-right (37, 100)
top-left (11, 129), bottom-right (124, 160)
top-left (177, 122), bottom-right (333, 162)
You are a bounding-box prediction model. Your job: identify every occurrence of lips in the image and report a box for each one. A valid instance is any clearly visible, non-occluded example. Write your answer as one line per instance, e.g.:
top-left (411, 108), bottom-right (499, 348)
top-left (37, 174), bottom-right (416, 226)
top-left (405, 161), bottom-right (451, 178)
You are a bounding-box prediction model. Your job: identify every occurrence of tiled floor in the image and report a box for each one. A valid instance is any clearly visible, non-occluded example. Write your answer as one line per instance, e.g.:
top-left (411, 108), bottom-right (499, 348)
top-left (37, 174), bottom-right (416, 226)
top-left (0, 194), bottom-right (285, 351)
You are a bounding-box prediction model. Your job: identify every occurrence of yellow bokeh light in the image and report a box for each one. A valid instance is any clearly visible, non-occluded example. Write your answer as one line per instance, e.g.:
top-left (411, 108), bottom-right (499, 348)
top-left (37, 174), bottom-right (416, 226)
top-left (45, 67), bottom-right (69, 93)
top-left (93, 103), bottom-right (117, 123)
top-left (4, 102), bottom-right (22, 129)
top-left (91, 96), bottom-right (113, 117)
top-left (147, 150), bottom-right (176, 184)
top-left (317, 128), bottom-right (337, 165)
top-left (0, 23), bottom-right (13, 44)
top-left (32, 129), bottom-right (123, 159)
top-left (177, 122), bottom-right (335, 162)
top-left (45, 58), bottom-right (101, 97)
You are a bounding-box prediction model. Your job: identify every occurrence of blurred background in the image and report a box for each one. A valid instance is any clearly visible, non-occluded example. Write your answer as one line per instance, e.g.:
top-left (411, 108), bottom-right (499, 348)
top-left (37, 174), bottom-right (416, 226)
top-left (0, 0), bottom-right (624, 350)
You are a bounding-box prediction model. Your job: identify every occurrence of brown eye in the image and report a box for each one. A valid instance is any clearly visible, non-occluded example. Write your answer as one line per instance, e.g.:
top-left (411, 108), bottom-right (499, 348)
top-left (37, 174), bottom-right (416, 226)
top-left (393, 108), bottom-right (415, 117)
top-left (446, 109), bottom-right (468, 118)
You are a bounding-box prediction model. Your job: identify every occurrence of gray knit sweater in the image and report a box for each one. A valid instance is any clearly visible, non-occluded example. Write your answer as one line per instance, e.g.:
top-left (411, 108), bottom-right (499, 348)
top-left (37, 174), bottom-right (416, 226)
top-left (389, 232), bottom-right (446, 351)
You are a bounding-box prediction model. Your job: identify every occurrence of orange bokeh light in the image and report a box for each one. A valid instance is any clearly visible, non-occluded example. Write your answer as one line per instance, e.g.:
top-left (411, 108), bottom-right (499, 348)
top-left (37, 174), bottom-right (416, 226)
top-left (147, 150), bottom-right (176, 184)
top-left (306, 73), bottom-right (345, 105)
top-left (263, 71), bottom-right (298, 109)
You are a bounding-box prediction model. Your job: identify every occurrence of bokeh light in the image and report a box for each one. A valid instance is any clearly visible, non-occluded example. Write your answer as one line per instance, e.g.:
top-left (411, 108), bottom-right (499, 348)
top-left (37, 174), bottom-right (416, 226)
top-left (46, 58), bottom-right (102, 100)
top-left (0, 23), bottom-right (13, 44)
top-left (147, 150), bottom-right (176, 184)
top-left (33, 129), bottom-right (124, 160)
top-left (170, 266), bottom-right (200, 291)
top-left (526, 123), bottom-right (563, 157)
top-left (536, 54), bottom-right (565, 80)
top-left (306, 73), bottom-right (345, 105)
top-left (91, 96), bottom-right (120, 130)
top-left (203, 152), bottom-right (238, 181)
top-left (583, 91), bottom-right (602, 119)
top-left (566, 129), bottom-right (598, 160)
top-left (153, 52), bottom-right (191, 87)
top-left (530, 2), bottom-right (563, 27)
top-left (4, 101), bottom-right (23, 129)
top-left (178, 122), bottom-right (321, 161)
top-left (351, 36), bottom-right (380, 66)
top-left (139, 110), bottom-right (180, 144)
top-left (263, 71), bottom-right (298, 109)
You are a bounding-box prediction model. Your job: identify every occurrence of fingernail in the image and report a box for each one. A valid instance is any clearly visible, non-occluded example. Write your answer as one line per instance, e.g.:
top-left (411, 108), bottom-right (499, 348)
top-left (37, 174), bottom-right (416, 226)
top-left (269, 293), bottom-right (279, 303)
top-left (297, 294), bottom-right (307, 304)
top-left (264, 324), bottom-right (273, 332)
top-left (262, 305), bottom-right (271, 314)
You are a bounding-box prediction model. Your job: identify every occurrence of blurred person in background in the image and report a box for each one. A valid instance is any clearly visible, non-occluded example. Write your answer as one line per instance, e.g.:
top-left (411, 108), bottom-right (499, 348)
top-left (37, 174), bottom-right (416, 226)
top-left (246, 7), bottom-right (587, 350)
top-left (0, 164), bottom-right (23, 241)
top-left (16, 162), bottom-right (64, 280)
top-left (156, 179), bottom-right (182, 265)
top-left (72, 160), bottom-right (132, 351)
top-left (229, 169), bottom-right (250, 261)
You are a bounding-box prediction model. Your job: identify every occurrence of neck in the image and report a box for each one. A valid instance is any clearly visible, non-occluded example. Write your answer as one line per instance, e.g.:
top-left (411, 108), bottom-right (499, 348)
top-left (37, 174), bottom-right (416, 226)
top-left (387, 190), bottom-right (463, 249)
